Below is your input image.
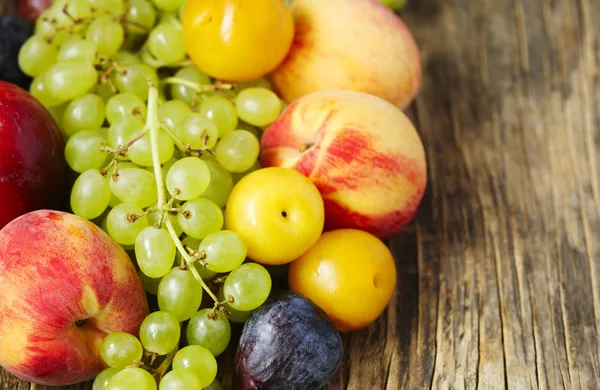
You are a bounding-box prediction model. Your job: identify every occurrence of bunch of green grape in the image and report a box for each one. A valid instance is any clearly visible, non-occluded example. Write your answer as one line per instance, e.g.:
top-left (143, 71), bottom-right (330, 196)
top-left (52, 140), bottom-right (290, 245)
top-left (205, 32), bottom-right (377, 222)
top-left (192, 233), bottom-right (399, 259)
top-left (18, 0), bottom-right (287, 388)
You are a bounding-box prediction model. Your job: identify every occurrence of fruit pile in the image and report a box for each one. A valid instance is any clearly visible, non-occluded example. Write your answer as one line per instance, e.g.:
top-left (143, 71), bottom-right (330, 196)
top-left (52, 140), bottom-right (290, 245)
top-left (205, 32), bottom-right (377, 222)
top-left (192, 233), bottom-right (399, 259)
top-left (0, 0), bottom-right (427, 389)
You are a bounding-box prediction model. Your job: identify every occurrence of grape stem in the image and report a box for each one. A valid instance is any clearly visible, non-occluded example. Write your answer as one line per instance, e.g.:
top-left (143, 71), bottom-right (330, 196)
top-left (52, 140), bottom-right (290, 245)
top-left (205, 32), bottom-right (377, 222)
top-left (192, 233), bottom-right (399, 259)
top-left (146, 82), bottom-right (220, 305)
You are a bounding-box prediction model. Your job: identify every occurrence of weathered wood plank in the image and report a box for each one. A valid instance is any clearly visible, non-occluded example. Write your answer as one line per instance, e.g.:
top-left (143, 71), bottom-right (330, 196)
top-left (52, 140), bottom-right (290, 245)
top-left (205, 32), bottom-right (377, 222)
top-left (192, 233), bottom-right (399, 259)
top-left (1, 0), bottom-right (600, 389)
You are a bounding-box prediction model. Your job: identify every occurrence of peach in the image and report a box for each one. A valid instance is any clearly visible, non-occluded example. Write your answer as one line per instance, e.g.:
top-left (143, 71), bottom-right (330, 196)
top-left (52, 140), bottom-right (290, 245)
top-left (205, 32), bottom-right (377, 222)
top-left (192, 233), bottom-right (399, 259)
top-left (269, 0), bottom-right (422, 110)
top-left (0, 210), bottom-right (149, 386)
top-left (261, 90), bottom-right (427, 238)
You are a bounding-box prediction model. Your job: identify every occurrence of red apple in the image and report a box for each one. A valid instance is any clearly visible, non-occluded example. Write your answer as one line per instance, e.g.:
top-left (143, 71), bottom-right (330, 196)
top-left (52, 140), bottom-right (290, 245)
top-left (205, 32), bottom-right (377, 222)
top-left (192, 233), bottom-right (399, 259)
top-left (261, 90), bottom-right (427, 238)
top-left (0, 81), bottom-right (68, 230)
top-left (0, 210), bottom-right (149, 386)
top-left (269, 0), bottom-right (422, 110)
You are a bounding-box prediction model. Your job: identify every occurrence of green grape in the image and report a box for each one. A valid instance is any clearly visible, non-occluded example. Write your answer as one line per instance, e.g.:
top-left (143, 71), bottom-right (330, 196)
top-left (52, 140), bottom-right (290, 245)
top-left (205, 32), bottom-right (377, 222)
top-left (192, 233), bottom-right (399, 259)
top-left (200, 231), bottom-right (246, 273)
top-left (35, 9), bottom-right (58, 40)
top-left (96, 82), bottom-right (116, 103)
top-left (236, 88), bottom-right (282, 127)
top-left (237, 121), bottom-right (262, 140)
top-left (46, 58), bottom-right (98, 101)
top-left (152, 0), bottom-right (186, 12)
top-left (125, 0), bottom-right (157, 34)
top-left (18, 35), bottom-right (57, 77)
top-left (177, 114), bottom-right (218, 150)
top-left (106, 93), bottom-right (147, 125)
top-left (62, 94), bottom-right (106, 137)
top-left (148, 24), bottom-right (186, 65)
top-left (224, 263), bottom-right (272, 312)
top-left (90, 0), bottom-right (126, 16)
top-left (87, 16), bottom-right (125, 57)
top-left (158, 12), bottom-right (182, 29)
top-left (177, 237), bottom-right (217, 279)
top-left (58, 0), bottom-right (93, 21)
top-left (100, 332), bottom-right (144, 369)
top-left (159, 100), bottom-right (192, 130)
top-left (146, 210), bottom-right (183, 236)
top-left (139, 311), bottom-right (181, 355)
top-left (47, 103), bottom-right (68, 130)
top-left (170, 67), bottom-right (211, 105)
top-left (215, 130), bottom-right (260, 173)
top-left (113, 64), bottom-right (159, 101)
top-left (166, 157), bottom-right (210, 201)
top-left (106, 203), bottom-right (148, 245)
top-left (129, 130), bottom-right (175, 167)
top-left (230, 160), bottom-right (261, 184)
top-left (138, 270), bottom-right (161, 295)
top-left (65, 130), bottom-right (109, 173)
top-left (233, 78), bottom-right (273, 94)
top-left (178, 199), bottom-right (222, 240)
top-left (187, 309), bottom-right (231, 356)
top-left (30, 74), bottom-right (64, 108)
top-left (159, 369), bottom-right (202, 390)
top-left (203, 379), bottom-right (224, 390)
top-left (199, 96), bottom-right (238, 138)
top-left (135, 226), bottom-right (176, 279)
top-left (157, 268), bottom-right (203, 322)
top-left (110, 168), bottom-right (157, 208)
top-left (112, 51), bottom-right (141, 66)
top-left (93, 367), bottom-right (121, 390)
top-left (201, 161), bottom-right (234, 208)
top-left (218, 286), bottom-right (251, 324)
top-left (172, 345), bottom-right (217, 387)
top-left (57, 36), bottom-right (97, 63)
top-left (70, 170), bottom-right (111, 220)
top-left (107, 117), bottom-right (145, 150)
top-left (378, 0), bottom-right (409, 10)
top-left (106, 367), bottom-right (156, 390)
top-left (166, 157), bottom-right (210, 200)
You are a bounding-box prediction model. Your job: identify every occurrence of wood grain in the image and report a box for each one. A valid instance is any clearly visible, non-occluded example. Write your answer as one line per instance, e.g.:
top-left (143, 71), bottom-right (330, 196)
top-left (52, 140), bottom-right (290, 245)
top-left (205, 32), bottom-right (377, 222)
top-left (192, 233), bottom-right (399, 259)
top-left (2, 0), bottom-right (600, 389)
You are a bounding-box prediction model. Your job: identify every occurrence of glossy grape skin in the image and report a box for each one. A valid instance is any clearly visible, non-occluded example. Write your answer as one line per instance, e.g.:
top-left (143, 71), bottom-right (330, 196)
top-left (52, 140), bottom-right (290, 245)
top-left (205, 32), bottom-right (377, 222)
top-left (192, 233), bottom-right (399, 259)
top-left (57, 36), bottom-right (97, 63)
top-left (106, 93), bottom-right (147, 125)
top-left (201, 160), bottom-right (234, 207)
top-left (112, 63), bottom-right (159, 101)
top-left (159, 100), bottom-right (192, 130)
top-left (200, 230), bottom-right (246, 273)
top-left (100, 332), bottom-right (144, 369)
top-left (87, 15), bottom-right (125, 57)
top-left (109, 168), bottom-right (157, 208)
top-left (166, 157), bottom-right (211, 201)
top-left (93, 367), bottom-right (121, 390)
top-left (139, 311), bottom-right (181, 355)
top-left (170, 67), bottom-right (210, 105)
top-left (153, 0), bottom-right (185, 11)
top-left (29, 73), bottom-right (63, 108)
top-left (62, 94), bottom-right (106, 137)
top-left (235, 88), bottom-right (281, 127)
top-left (64, 130), bottom-right (109, 173)
top-left (215, 130), bottom-right (260, 173)
top-left (89, 0), bottom-right (126, 16)
top-left (129, 130), bottom-right (175, 167)
top-left (177, 198), bottom-right (223, 240)
top-left (157, 267), bottom-right (203, 322)
top-left (177, 237), bottom-right (217, 280)
top-left (177, 114), bottom-right (218, 150)
top-left (124, 0), bottom-right (157, 35)
top-left (173, 345), bottom-right (218, 387)
top-left (186, 309), bottom-right (231, 356)
top-left (159, 369), bottom-right (203, 390)
top-left (139, 270), bottom-right (161, 296)
top-left (105, 367), bottom-right (156, 390)
top-left (223, 263), bottom-right (272, 312)
top-left (199, 95), bottom-right (238, 137)
top-left (218, 286), bottom-right (251, 324)
top-left (18, 35), bottom-right (57, 77)
top-left (70, 170), bottom-right (111, 220)
top-left (148, 23), bottom-right (186, 65)
top-left (135, 226), bottom-right (176, 279)
top-left (107, 117), bottom-right (145, 150)
top-left (106, 203), bottom-right (148, 246)
top-left (45, 58), bottom-right (98, 101)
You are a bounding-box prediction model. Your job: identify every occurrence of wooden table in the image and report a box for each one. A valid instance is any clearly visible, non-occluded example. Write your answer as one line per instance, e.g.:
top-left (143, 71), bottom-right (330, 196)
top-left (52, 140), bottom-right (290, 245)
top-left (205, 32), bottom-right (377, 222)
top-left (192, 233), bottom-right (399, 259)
top-left (2, 0), bottom-right (600, 388)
